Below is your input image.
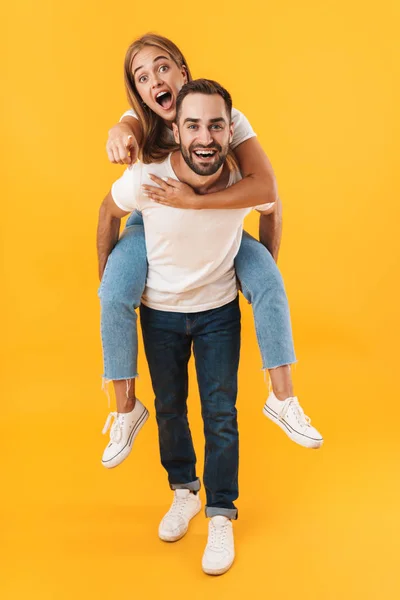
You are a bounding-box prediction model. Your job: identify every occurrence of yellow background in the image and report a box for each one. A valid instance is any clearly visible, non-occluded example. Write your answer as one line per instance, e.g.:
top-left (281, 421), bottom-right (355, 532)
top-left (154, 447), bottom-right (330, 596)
top-left (2, 1), bottom-right (400, 598)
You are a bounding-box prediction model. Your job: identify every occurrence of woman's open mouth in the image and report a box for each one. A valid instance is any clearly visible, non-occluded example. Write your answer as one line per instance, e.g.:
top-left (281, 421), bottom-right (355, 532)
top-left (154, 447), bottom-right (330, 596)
top-left (155, 91), bottom-right (174, 111)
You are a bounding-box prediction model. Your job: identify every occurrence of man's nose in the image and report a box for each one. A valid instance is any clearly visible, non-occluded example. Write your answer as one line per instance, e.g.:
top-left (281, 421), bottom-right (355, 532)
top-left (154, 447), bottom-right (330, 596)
top-left (197, 127), bottom-right (213, 146)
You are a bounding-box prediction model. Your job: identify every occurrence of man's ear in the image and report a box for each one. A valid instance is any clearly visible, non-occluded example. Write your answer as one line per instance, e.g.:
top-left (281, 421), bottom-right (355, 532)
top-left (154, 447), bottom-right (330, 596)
top-left (229, 120), bottom-right (234, 144)
top-left (172, 122), bottom-right (180, 144)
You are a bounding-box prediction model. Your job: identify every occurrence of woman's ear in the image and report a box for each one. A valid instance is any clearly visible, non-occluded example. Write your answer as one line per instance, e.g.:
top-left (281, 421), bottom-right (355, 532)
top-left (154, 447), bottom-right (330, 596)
top-left (181, 65), bottom-right (188, 84)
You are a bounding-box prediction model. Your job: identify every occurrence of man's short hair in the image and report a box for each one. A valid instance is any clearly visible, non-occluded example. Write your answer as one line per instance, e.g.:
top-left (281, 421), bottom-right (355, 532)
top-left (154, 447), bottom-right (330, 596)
top-left (175, 79), bottom-right (233, 123)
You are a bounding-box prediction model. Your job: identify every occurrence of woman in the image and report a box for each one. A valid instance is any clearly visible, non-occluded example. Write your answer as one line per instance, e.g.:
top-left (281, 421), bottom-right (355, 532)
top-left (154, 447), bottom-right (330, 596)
top-left (99, 34), bottom-right (323, 470)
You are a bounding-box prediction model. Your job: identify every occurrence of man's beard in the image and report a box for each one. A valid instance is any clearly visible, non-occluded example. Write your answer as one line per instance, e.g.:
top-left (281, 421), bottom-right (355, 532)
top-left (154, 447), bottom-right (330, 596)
top-left (180, 140), bottom-right (229, 176)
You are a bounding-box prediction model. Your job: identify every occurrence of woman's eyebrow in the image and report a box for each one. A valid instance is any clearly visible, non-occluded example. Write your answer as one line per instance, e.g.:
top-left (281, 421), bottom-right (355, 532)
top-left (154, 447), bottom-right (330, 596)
top-left (133, 55), bottom-right (170, 76)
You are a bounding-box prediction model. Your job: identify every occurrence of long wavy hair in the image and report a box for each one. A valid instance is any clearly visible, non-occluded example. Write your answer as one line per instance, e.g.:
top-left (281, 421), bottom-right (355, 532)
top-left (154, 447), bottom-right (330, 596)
top-left (124, 33), bottom-right (193, 163)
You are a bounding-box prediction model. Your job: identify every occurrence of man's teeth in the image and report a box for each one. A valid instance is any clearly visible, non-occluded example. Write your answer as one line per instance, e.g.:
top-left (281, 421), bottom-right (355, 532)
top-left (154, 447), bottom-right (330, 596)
top-left (194, 150), bottom-right (216, 157)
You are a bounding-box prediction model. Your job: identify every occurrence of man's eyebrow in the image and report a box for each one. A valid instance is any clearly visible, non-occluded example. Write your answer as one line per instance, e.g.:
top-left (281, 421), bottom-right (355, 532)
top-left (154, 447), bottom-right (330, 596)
top-left (182, 117), bottom-right (226, 124)
top-left (133, 55), bottom-right (170, 77)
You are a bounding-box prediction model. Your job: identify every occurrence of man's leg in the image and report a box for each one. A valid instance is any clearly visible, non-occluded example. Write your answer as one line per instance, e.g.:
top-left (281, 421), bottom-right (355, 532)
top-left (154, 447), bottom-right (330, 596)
top-left (140, 304), bottom-right (201, 542)
top-left (192, 297), bottom-right (241, 575)
top-left (192, 297), bottom-right (241, 517)
top-left (140, 305), bottom-right (199, 486)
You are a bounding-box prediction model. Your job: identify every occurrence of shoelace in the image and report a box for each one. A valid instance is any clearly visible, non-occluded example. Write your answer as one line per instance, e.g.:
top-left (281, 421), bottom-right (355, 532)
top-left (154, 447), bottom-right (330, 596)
top-left (278, 398), bottom-right (311, 428)
top-left (208, 521), bottom-right (229, 550)
top-left (167, 494), bottom-right (189, 519)
top-left (102, 412), bottom-right (123, 443)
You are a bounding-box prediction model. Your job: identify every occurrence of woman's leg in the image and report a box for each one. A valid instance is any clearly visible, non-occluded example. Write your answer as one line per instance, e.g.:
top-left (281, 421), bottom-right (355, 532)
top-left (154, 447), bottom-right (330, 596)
top-left (98, 210), bottom-right (147, 411)
top-left (235, 231), bottom-right (323, 448)
top-left (234, 230), bottom-right (296, 387)
top-left (98, 211), bottom-right (150, 468)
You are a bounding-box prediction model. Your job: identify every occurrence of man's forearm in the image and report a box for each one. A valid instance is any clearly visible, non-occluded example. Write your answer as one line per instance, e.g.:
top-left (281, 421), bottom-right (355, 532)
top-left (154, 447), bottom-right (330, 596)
top-left (97, 203), bottom-right (121, 280)
top-left (259, 197), bottom-right (283, 262)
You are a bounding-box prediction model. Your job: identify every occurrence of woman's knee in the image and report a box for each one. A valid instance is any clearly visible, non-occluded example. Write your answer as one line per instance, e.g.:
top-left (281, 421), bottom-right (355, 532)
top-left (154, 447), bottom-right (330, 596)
top-left (235, 244), bottom-right (284, 302)
top-left (98, 227), bottom-right (147, 305)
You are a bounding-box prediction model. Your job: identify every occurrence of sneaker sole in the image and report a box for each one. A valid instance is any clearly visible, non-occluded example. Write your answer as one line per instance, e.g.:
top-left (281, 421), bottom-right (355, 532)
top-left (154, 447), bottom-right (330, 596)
top-left (101, 406), bottom-right (149, 469)
top-left (202, 556), bottom-right (235, 576)
top-left (158, 502), bottom-right (202, 542)
top-left (262, 405), bottom-right (323, 449)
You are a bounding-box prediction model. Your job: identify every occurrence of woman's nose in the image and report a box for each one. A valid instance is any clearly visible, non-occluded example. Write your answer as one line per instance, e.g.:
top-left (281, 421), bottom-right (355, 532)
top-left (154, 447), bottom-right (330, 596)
top-left (151, 74), bottom-right (163, 88)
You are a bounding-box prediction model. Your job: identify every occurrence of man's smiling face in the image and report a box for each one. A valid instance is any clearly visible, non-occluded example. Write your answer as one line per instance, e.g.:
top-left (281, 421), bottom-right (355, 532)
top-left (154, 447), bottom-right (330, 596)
top-left (173, 93), bottom-right (234, 176)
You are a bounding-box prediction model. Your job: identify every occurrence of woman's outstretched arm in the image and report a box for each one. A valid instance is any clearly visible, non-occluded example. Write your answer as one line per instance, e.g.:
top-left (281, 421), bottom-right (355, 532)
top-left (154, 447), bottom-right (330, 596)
top-left (106, 115), bottom-right (143, 165)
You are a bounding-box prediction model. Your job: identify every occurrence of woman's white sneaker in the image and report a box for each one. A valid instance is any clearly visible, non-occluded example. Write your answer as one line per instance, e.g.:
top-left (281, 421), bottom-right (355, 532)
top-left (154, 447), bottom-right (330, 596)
top-left (101, 399), bottom-right (149, 468)
top-left (202, 516), bottom-right (235, 575)
top-left (158, 489), bottom-right (201, 542)
top-left (263, 392), bottom-right (323, 448)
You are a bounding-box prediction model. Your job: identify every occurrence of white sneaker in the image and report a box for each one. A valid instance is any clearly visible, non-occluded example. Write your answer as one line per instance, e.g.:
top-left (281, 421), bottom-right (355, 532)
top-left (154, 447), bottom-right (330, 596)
top-left (101, 399), bottom-right (149, 468)
top-left (158, 489), bottom-right (201, 542)
top-left (202, 516), bottom-right (235, 576)
top-left (263, 392), bottom-right (323, 449)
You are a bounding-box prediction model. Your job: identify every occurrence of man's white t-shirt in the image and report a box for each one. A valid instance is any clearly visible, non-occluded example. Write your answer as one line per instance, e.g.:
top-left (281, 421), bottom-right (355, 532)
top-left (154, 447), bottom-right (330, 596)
top-left (112, 154), bottom-right (272, 313)
top-left (120, 107), bottom-right (256, 150)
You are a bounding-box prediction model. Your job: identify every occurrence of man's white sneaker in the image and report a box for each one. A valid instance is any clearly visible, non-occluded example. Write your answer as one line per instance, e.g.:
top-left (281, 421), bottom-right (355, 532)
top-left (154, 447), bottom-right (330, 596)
top-left (263, 392), bottom-right (323, 449)
top-left (158, 489), bottom-right (201, 542)
top-left (101, 399), bottom-right (149, 468)
top-left (202, 516), bottom-right (235, 576)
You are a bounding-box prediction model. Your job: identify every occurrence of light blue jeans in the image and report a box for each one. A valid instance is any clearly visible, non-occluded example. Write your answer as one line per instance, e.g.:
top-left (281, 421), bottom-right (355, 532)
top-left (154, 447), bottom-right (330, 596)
top-left (99, 210), bottom-right (296, 380)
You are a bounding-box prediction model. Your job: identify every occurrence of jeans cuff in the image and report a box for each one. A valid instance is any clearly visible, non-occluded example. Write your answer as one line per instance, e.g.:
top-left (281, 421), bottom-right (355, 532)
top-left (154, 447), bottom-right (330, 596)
top-left (205, 506), bottom-right (238, 520)
top-left (170, 478), bottom-right (201, 492)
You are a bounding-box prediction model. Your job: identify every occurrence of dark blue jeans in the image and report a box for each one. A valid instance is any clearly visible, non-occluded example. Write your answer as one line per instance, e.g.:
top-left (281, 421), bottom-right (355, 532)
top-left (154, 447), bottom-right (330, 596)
top-left (140, 297), bottom-right (241, 520)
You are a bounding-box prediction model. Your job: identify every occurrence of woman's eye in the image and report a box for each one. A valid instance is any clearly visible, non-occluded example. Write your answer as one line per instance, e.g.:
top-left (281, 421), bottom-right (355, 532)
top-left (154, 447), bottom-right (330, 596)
top-left (159, 65), bottom-right (168, 73)
top-left (138, 75), bottom-right (147, 83)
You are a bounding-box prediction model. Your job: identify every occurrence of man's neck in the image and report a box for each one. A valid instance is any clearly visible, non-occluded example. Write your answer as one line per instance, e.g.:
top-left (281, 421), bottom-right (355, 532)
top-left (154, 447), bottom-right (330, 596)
top-left (170, 151), bottom-right (230, 195)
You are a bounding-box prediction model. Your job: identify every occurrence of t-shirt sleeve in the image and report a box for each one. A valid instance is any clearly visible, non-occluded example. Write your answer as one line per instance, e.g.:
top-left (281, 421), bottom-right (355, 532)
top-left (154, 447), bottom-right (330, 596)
top-left (119, 109), bottom-right (138, 122)
top-left (111, 162), bottom-right (142, 212)
top-left (230, 108), bottom-right (257, 149)
top-left (253, 202), bottom-right (275, 213)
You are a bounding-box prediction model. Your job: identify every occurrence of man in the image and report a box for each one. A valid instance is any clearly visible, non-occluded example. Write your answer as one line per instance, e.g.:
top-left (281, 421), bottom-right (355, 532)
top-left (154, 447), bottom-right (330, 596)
top-left (96, 79), bottom-right (307, 575)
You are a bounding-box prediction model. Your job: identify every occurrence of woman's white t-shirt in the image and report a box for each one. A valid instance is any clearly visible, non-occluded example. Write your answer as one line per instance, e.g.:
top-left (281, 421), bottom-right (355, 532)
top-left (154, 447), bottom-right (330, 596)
top-left (112, 153), bottom-right (272, 313)
top-left (119, 107), bottom-right (256, 150)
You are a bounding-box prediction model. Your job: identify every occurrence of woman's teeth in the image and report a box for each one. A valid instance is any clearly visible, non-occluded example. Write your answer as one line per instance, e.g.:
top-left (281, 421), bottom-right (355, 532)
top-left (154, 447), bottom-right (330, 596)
top-left (156, 91), bottom-right (172, 108)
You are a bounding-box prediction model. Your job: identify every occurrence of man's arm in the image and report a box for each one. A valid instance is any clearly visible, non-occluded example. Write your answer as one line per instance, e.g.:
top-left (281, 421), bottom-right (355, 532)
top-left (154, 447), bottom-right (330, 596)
top-left (258, 196), bottom-right (283, 262)
top-left (97, 191), bottom-right (130, 279)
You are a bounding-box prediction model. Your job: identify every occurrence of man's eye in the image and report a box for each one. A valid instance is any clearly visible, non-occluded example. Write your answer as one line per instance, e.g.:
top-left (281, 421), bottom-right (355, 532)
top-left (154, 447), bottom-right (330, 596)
top-left (188, 125), bottom-right (198, 130)
top-left (211, 125), bottom-right (222, 130)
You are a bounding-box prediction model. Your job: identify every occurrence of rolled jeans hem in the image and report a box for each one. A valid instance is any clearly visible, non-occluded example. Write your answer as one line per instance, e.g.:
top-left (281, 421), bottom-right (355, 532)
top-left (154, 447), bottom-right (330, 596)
top-left (169, 479), bottom-right (201, 492)
top-left (205, 507), bottom-right (238, 520)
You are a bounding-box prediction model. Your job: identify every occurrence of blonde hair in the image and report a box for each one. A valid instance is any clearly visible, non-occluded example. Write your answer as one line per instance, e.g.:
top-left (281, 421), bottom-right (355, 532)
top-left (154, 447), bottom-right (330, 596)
top-left (124, 33), bottom-right (193, 163)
